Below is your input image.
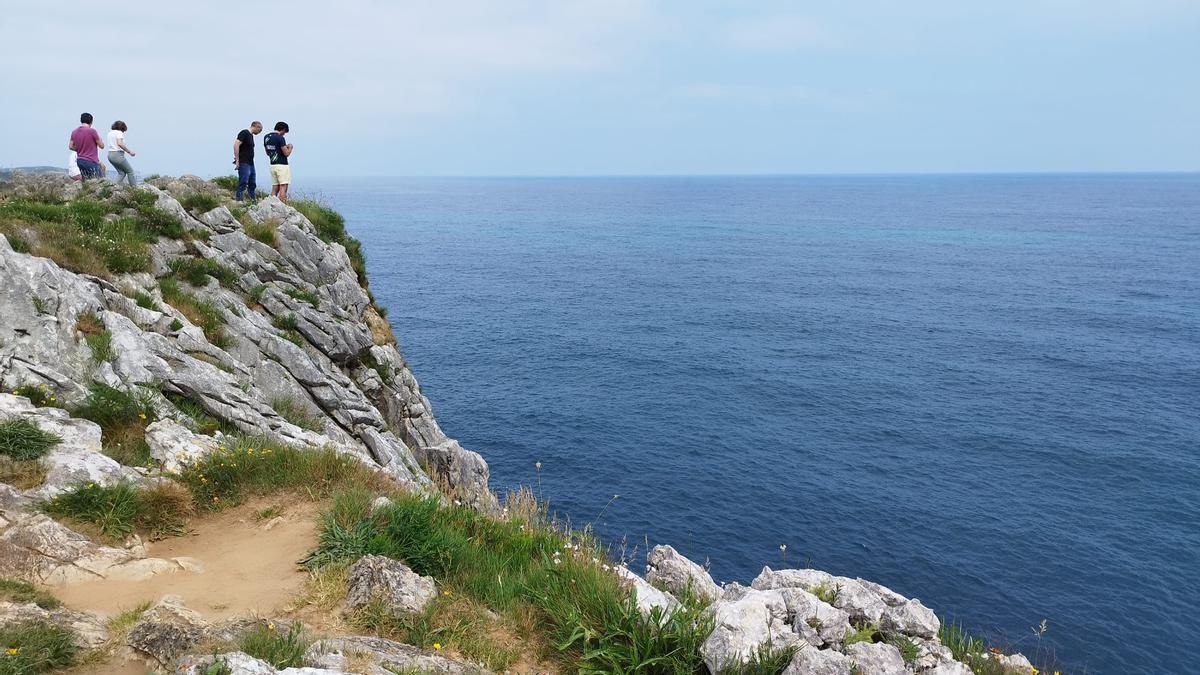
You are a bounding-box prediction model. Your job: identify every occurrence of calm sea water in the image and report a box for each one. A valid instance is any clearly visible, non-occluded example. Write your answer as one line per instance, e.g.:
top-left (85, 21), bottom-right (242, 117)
top-left (304, 175), bottom-right (1199, 674)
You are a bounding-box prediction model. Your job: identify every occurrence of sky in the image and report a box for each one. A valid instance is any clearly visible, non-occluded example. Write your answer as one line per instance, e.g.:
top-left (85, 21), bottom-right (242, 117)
top-left (2, 0), bottom-right (1198, 176)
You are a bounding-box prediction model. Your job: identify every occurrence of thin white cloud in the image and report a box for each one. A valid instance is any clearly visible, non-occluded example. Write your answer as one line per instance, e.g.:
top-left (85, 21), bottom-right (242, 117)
top-left (723, 14), bottom-right (845, 52)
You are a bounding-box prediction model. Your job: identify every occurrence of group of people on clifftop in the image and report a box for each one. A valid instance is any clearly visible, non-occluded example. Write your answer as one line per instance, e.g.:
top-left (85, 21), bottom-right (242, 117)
top-left (67, 114), bottom-right (295, 203)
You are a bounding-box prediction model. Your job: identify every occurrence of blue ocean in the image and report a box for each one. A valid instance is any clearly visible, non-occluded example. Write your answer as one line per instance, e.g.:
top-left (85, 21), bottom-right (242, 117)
top-left (305, 174), bottom-right (1200, 674)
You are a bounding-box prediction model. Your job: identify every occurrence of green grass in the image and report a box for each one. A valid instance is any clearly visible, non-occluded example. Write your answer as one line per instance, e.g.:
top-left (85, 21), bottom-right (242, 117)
top-left (177, 437), bottom-right (380, 512)
top-left (84, 330), bottom-right (114, 363)
top-left (40, 481), bottom-right (192, 540)
top-left (73, 383), bottom-right (156, 468)
top-left (249, 284), bottom-right (268, 305)
top-left (179, 192), bottom-right (221, 214)
top-left (284, 287), bottom-right (320, 308)
top-left (304, 489), bottom-right (713, 673)
top-left (0, 620), bottom-right (76, 674)
top-left (160, 278), bottom-right (231, 348)
top-left (270, 397), bottom-right (323, 432)
top-left (0, 419), bottom-right (61, 461)
top-left (721, 642), bottom-right (798, 675)
top-left (244, 219), bottom-right (278, 246)
top-left (890, 636), bottom-right (920, 663)
top-left (238, 622), bottom-right (310, 669)
top-left (844, 622), bottom-right (877, 646)
top-left (0, 578), bottom-right (60, 609)
top-left (293, 200), bottom-right (368, 288)
top-left (168, 257), bottom-right (239, 288)
top-left (0, 190), bottom-right (182, 278)
top-left (131, 290), bottom-right (158, 310)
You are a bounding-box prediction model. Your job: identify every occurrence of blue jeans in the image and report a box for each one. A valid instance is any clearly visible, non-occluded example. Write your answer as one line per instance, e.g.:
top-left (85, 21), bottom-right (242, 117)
top-left (77, 159), bottom-right (101, 180)
top-left (236, 163), bottom-right (257, 200)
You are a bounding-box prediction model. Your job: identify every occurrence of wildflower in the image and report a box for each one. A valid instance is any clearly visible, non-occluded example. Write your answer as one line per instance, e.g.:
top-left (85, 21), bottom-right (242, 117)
top-left (5, 648), bottom-right (16, 655)
top-left (442, 590), bottom-right (451, 596)
top-left (1030, 669), bottom-right (1038, 675)
top-left (212, 496), bottom-right (219, 502)
top-left (267, 623), bottom-right (275, 631)
top-left (534, 461), bottom-right (542, 470)
top-left (138, 413), bottom-right (147, 420)
top-left (779, 544), bottom-right (787, 553)
top-left (433, 642), bottom-right (442, 650)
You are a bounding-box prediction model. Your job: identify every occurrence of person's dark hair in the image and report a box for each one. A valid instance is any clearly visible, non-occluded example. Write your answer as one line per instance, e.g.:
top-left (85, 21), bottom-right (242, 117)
top-left (274, 122), bottom-right (289, 133)
top-left (251, 120), bottom-right (262, 128)
top-left (111, 120), bottom-right (127, 132)
top-left (80, 112), bottom-right (93, 124)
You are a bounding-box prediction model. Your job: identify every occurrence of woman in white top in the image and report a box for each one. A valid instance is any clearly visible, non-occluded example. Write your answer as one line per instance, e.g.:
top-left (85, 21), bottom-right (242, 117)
top-left (106, 121), bottom-right (137, 186)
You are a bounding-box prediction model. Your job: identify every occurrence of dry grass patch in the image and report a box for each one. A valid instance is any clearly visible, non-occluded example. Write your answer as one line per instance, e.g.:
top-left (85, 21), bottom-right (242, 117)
top-left (0, 456), bottom-right (48, 490)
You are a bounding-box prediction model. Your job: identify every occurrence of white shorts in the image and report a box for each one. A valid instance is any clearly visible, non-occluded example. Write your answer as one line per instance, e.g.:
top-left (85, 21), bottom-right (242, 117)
top-left (270, 165), bottom-right (291, 186)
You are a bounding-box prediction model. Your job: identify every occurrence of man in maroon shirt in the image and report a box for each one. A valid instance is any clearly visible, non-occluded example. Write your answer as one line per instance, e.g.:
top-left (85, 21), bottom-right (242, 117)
top-left (69, 113), bottom-right (104, 180)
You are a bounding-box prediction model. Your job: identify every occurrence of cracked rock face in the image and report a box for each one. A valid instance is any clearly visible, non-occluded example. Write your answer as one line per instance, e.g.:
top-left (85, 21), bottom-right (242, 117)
top-left (0, 601), bottom-right (109, 649)
top-left (701, 588), bottom-right (800, 673)
top-left (126, 595), bottom-right (208, 665)
top-left (305, 635), bottom-right (491, 675)
top-left (0, 174), bottom-right (496, 511)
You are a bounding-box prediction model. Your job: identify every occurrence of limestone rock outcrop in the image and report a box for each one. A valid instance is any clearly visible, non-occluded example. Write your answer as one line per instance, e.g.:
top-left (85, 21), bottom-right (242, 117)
top-left (344, 554), bottom-right (437, 615)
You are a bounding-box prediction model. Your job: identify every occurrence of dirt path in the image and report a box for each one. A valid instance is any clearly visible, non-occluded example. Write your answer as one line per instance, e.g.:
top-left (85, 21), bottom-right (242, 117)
top-left (55, 497), bottom-right (322, 622)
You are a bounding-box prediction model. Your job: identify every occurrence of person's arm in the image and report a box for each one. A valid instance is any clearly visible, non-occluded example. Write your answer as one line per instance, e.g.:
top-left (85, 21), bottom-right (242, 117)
top-left (95, 129), bottom-right (104, 150)
top-left (281, 143), bottom-right (293, 157)
top-left (68, 137), bottom-right (75, 151)
top-left (119, 138), bottom-right (134, 155)
top-left (233, 137), bottom-right (242, 166)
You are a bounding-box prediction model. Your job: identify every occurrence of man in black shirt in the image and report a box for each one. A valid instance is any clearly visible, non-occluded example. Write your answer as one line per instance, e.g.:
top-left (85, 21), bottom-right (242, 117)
top-left (233, 121), bottom-right (263, 201)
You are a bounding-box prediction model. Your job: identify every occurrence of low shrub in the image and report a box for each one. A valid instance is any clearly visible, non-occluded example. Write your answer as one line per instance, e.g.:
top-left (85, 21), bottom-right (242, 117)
top-left (0, 619), bottom-right (76, 674)
top-left (132, 290), bottom-right (158, 310)
top-left (0, 578), bottom-right (60, 609)
top-left (0, 419), bottom-right (61, 461)
top-left (238, 622), bottom-right (309, 669)
top-left (0, 457), bottom-right (48, 490)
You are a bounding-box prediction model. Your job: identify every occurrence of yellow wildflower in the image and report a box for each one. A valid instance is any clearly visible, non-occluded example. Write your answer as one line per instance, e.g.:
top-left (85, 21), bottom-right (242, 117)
top-left (1031, 669), bottom-right (1038, 675)
top-left (267, 623), bottom-right (275, 631)
top-left (5, 648), bottom-right (16, 655)
top-left (433, 643), bottom-right (442, 651)
top-left (442, 590), bottom-right (451, 596)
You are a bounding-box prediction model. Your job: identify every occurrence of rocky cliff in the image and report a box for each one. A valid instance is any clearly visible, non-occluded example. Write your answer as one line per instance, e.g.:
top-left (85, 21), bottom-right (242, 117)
top-left (0, 174), bottom-right (1035, 675)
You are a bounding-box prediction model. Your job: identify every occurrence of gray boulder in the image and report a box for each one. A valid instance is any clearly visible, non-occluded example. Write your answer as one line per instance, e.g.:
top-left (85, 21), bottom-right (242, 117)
top-left (0, 513), bottom-right (180, 584)
top-left (753, 567), bottom-right (889, 623)
top-left (780, 587), bottom-right (852, 647)
top-left (345, 555), bottom-right (437, 615)
top-left (846, 642), bottom-right (906, 675)
top-left (126, 595), bottom-right (208, 665)
top-left (645, 544), bottom-right (720, 603)
top-left (614, 565), bottom-right (681, 619)
top-left (782, 646), bottom-right (853, 675)
top-left (924, 662), bottom-right (976, 675)
top-left (701, 588), bottom-right (799, 673)
top-left (144, 418), bottom-right (219, 473)
top-left (879, 598), bottom-right (939, 639)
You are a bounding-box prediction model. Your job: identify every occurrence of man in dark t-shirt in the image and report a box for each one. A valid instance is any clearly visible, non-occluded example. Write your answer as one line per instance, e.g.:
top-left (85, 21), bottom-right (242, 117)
top-left (232, 121), bottom-right (263, 201)
top-left (263, 121), bottom-right (293, 203)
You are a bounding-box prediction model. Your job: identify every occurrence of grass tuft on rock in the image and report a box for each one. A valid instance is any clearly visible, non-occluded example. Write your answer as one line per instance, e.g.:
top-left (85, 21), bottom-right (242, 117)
top-left (160, 278), bottom-right (231, 348)
top-left (210, 176), bottom-right (239, 191)
top-left (244, 219), bottom-right (278, 246)
top-left (284, 287), bottom-right (320, 309)
top-left (0, 578), bottom-right (61, 609)
top-left (0, 419), bottom-right (61, 462)
top-left (179, 192), bottom-right (221, 215)
top-left (238, 622), bottom-right (310, 669)
top-left (0, 620), bottom-right (76, 674)
top-left (168, 257), bottom-right (239, 288)
top-left (270, 397), bottom-right (323, 432)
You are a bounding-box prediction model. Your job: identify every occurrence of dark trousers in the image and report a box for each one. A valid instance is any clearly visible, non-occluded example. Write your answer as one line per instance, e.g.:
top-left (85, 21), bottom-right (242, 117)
top-left (236, 163), bottom-right (257, 200)
top-left (77, 159), bottom-right (101, 180)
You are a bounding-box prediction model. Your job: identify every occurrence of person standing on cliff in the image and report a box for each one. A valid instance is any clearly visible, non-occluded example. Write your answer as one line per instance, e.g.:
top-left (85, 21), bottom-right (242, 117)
top-left (233, 121), bottom-right (263, 201)
top-left (68, 113), bottom-right (104, 181)
top-left (263, 121), bottom-right (293, 203)
top-left (106, 120), bottom-right (137, 186)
